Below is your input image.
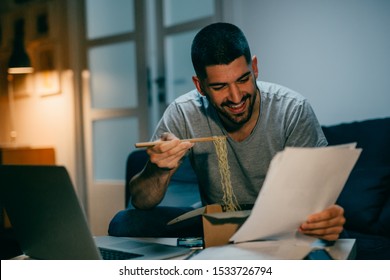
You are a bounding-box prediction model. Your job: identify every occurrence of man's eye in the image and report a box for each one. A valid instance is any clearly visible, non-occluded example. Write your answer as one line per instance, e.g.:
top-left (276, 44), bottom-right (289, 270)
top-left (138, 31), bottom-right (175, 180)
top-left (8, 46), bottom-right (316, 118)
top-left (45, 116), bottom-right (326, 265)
top-left (211, 85), bottom-right (226, 91)
top-left (238, 76), bottom-right (250, 83)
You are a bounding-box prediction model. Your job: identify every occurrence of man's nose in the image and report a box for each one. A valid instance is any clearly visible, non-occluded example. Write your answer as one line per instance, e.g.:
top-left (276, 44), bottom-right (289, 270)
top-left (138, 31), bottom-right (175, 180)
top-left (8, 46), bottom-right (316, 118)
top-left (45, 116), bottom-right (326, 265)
top-left (228, 83), bottom-right (242, 103)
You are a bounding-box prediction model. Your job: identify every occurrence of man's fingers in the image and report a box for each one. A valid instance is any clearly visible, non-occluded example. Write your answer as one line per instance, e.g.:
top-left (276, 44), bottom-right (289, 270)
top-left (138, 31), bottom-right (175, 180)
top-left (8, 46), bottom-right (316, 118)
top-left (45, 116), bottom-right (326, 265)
top-left (299, 225), bottom-right (344, 241)
top-left (299, 205), bottom-right (345, 241)
top-left (160, 132), bottom-right (175, 141)
top-left (301, 216), bottom-right (346, 231)
top-left (147, 139), bottom-right (193, 169)
top-left (306, 205), bottom-right (344, 223)
top-left (153, 150), bottom-right (187, 169)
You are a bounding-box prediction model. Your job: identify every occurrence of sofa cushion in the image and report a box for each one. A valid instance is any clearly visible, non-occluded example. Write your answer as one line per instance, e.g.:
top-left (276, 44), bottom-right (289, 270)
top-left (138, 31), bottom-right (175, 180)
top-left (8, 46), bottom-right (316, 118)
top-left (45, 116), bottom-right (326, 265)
top-left (336, 166), bottom-right (390, 236)
top-left (342, 230), bottom-right (390, 260)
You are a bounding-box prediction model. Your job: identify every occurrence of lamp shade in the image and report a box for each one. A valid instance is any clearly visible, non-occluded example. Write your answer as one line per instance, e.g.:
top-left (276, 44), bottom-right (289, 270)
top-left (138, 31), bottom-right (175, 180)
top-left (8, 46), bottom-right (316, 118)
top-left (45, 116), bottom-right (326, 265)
top-left (8, 19), bottom-right (33, 74)
top-left (8, 41), bottom-right (33, 74)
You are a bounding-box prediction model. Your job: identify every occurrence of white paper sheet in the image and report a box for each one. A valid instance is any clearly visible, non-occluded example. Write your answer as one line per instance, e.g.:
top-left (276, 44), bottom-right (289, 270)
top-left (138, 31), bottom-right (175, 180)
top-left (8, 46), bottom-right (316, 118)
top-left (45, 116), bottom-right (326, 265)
top-left (190, 240), bottom-right (313, 260)
top-left (230, 143), bottom-right (361, 243)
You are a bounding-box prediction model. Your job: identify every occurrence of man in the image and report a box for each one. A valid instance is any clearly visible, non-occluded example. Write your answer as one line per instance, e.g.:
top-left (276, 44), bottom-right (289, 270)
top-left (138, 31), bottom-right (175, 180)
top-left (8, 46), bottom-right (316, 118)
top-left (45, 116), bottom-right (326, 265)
top-left (109, 22), bottom-right (345, 241)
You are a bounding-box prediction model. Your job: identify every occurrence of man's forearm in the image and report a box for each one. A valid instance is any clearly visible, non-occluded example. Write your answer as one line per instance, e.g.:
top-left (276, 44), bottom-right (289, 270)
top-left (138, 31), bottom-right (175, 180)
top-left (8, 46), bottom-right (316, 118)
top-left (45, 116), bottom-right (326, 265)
top-left (129, 161), bottom-right (176, 209)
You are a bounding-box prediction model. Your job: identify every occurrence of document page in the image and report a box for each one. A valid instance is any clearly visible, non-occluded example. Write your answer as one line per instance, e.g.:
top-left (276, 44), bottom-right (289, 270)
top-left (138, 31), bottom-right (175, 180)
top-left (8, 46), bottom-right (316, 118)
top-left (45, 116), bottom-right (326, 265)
top-left (190, 240), bottom-right (313, 260)
top-left (230, 144), bottom-right (361, 244)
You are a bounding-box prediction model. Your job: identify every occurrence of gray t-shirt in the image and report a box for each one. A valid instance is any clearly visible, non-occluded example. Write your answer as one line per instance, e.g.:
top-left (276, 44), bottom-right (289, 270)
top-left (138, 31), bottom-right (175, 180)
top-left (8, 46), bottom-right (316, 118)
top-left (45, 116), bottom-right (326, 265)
top-left (152, 81), bottom-right (327, 205)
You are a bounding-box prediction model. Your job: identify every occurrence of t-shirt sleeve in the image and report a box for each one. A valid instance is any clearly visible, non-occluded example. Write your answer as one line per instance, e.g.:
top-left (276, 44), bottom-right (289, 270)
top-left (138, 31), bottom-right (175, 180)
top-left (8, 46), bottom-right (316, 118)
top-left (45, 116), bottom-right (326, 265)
top-left (150, 103), bottom-right (187, 141)
top-left (284, 99), bottom-right (328, 148)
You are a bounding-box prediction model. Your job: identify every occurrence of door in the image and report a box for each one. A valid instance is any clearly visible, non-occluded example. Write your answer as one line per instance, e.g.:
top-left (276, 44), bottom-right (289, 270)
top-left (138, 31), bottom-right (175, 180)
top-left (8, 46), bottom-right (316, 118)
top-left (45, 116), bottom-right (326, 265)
top-left (83, 0), bottom-right (148, 234)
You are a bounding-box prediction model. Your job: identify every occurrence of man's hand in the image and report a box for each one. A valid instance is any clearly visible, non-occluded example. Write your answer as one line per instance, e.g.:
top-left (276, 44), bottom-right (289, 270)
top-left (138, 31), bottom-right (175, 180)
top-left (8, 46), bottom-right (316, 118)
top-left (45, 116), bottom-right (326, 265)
top-left (299, 204), bottom-right (345, 241)
top-left (147, 132), bottom-right (194, 170)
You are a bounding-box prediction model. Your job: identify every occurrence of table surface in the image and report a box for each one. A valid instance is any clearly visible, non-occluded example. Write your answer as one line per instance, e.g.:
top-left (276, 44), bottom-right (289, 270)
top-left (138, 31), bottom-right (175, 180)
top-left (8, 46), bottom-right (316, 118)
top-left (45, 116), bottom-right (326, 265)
top-left (11, 237), bottom-right (356, 260)
top-left (131, 237), bottom-right (356, 260)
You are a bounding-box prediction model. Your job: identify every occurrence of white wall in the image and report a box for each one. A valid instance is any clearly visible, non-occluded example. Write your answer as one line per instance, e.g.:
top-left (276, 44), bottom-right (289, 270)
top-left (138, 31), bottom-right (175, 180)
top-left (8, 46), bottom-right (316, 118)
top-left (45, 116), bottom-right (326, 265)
top-left (232, 0), bottom-right (390, 125)
top-left (0, 71), bottom-right (78, 186)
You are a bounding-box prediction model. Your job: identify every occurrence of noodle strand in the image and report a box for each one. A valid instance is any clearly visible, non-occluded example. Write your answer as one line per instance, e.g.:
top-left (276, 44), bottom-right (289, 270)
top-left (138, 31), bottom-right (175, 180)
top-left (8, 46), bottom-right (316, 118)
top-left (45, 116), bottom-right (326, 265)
top-left (213, 136), bottom-right (240, 212)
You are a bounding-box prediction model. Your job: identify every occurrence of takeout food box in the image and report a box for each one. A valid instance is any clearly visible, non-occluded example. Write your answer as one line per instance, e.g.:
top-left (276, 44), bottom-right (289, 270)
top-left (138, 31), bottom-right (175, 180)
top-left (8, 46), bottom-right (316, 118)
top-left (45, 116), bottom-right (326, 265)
top-left (168, 204), bottom-right (251, 248)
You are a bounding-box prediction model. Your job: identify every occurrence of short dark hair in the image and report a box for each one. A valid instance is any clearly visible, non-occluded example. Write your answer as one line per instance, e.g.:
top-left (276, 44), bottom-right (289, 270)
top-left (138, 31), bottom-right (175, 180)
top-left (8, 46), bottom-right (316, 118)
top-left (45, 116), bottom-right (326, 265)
top-left (191, 22), bottom-right (252, 79)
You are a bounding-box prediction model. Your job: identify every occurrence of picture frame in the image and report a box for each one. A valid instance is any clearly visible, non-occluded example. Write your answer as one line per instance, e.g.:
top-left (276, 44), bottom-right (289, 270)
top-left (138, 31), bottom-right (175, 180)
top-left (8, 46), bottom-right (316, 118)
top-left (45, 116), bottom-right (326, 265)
top-left (34, 43), bottom-right (61, 96)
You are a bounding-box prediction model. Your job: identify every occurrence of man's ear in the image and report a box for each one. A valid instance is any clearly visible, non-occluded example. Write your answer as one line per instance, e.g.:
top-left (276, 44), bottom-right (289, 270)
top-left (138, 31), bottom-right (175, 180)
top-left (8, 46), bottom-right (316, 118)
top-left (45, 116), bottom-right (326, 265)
top-left (192, 76), bottom-right (205, 96)
top-left (251, 55), bottom-right (259, 79)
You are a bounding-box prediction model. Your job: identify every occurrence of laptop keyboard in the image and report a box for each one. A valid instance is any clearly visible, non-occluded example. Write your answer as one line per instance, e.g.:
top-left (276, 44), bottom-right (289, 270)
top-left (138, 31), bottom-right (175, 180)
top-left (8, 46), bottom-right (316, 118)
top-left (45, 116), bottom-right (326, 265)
top-left (99, 247), bottom-right (143, 260)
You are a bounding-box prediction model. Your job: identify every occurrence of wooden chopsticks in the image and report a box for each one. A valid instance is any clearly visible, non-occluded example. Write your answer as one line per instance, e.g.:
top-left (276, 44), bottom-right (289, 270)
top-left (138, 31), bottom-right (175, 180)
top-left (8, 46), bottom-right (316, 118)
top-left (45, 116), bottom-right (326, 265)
top-left (135, 136), bottom-right (226, 148)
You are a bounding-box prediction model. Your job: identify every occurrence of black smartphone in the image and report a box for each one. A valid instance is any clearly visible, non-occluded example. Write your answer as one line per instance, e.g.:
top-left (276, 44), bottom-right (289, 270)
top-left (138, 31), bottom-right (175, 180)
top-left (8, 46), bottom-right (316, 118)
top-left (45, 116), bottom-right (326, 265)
top-left (177, 237), bottom-right (204, 249)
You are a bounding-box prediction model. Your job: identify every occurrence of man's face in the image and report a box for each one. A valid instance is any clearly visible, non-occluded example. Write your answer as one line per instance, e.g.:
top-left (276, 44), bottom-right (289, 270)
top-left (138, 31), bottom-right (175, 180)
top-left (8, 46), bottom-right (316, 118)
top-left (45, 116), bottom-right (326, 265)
top-left (193, 56), bottom-right (259, 129)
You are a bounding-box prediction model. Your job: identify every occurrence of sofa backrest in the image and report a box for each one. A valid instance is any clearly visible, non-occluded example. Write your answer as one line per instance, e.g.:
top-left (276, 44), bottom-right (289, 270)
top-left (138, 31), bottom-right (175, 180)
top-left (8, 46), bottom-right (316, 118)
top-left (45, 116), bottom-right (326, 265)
top-left (322, 117), bottom-right (390, 237)
top-left (321, 117), bottom-right (390, 168)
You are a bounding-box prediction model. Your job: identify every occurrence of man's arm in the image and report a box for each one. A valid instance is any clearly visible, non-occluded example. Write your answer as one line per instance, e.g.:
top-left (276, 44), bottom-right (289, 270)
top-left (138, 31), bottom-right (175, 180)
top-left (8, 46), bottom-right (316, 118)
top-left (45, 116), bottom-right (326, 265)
top-left (129, 133), bottom-right (194, 209)
top-left (129, 161), bottom-right (175, 209)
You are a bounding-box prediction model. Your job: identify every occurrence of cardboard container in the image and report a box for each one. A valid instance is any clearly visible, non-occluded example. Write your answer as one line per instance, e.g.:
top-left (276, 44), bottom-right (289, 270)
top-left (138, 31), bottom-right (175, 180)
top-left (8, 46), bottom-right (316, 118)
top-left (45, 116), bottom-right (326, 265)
top-left (168, 204), bottom-right (250, 248)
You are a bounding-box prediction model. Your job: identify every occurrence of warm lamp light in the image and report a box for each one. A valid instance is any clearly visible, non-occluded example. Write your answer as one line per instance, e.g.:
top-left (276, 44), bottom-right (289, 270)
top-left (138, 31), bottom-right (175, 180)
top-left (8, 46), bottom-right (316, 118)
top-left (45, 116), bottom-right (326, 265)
top-left (8, 67), bottom-right (34, 74)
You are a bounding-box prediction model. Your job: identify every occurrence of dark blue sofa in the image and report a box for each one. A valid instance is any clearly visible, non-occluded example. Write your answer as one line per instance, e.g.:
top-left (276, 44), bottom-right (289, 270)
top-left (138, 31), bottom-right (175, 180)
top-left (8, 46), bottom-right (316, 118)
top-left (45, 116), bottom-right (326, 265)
top-left (124, 117), bottom-right (390, 259)
top-left (322, 117), bottom-right (390, 259)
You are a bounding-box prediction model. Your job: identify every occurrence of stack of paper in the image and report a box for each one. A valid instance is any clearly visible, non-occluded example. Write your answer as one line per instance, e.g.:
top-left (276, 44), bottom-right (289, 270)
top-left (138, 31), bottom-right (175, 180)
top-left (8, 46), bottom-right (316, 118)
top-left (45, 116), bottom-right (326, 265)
top-left (230, 143), bottom-right (361, 243)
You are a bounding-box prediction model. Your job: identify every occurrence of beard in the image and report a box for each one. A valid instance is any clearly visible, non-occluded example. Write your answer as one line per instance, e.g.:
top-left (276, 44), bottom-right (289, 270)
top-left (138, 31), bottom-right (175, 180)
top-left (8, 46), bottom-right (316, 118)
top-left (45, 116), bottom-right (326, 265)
top-left (207, 87), bottom-right (258, 127)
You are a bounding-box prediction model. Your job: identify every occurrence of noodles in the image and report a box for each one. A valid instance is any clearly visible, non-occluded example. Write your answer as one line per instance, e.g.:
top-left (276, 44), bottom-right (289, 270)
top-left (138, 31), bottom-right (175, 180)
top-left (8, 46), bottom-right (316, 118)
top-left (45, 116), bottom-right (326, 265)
top-left (212, 136), bottom-right (240, 212)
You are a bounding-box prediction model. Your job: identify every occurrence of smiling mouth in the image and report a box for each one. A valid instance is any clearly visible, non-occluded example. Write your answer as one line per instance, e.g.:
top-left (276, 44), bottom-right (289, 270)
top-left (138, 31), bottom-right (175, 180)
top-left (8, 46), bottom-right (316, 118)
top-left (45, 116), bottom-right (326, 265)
top-left (225, 99), bottom-right (247, 114)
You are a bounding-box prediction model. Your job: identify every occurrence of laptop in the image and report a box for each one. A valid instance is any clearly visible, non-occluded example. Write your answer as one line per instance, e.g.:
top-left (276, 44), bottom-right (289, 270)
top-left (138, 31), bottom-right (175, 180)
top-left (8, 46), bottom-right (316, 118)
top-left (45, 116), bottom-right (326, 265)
top-left (0, 165), bottom-right (190, 260)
